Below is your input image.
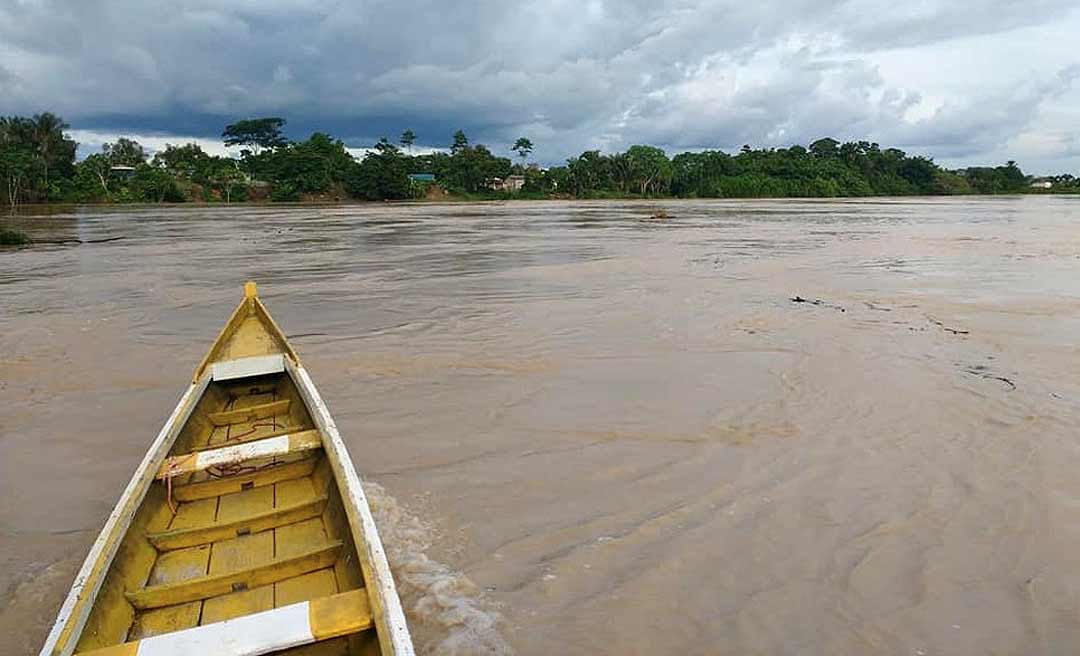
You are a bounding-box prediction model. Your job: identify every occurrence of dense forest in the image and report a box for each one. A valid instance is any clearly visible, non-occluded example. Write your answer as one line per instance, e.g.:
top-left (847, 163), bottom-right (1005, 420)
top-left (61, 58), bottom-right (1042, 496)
top-left (1, 112), bottom-right (1076, 210)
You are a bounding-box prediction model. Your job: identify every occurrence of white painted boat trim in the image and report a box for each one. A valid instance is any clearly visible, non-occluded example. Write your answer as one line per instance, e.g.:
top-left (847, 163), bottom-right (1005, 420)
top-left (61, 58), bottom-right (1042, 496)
top-left (40, 374), bottom-right (212, 656)
top-left (120, 599), bottom-right (311, 656)
top-left (286, 358), bottom-right (415, 656)
top-left (157, 432), bottom-right (321, 479)
top-left (211, 354), bottom-right (284, 381)
top-left (198, 433), bottom-right (289, 468)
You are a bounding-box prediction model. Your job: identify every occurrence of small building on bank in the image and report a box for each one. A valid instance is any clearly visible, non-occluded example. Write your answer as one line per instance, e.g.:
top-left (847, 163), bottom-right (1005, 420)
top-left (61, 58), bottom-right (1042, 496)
top-left (489, 175), bottom-right (526, 192)
top-left (1030, 179), bottom-right (1053, 189)
top-left (408, 173), bottom-right (436, 183)
top-left (110, 165), bottom-right (136, 180)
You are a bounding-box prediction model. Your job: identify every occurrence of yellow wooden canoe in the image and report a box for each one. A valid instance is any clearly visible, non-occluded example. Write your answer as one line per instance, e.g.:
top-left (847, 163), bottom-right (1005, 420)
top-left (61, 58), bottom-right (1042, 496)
top-left (41, 282), bottom-right (414, 656)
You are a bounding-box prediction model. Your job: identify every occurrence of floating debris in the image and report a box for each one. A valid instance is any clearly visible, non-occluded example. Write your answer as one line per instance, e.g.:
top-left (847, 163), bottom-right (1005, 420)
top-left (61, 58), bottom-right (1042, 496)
top-left (961, 364), bottom-right (1016, 390)
top-left (790, 296), bottom-right (845, 312)
top-left (927, 315), bottom-right (969, 335)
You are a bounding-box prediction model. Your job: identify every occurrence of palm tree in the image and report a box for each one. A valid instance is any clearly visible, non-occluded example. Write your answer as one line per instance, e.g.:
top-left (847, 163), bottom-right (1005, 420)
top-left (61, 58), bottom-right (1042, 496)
top-left (400, 129), bottom-right (416, 154)
top-left (512, 137), bottom-right (533, 166)
top-left (32, 112), bottom-right (69, 189)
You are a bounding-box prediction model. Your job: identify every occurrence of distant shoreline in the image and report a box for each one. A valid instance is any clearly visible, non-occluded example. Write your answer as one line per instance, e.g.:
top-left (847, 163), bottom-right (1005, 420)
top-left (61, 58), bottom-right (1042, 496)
top-left (3, 113), bottom-right (1077, 211)
top-left (6, 190), bottom-right (1077, 214)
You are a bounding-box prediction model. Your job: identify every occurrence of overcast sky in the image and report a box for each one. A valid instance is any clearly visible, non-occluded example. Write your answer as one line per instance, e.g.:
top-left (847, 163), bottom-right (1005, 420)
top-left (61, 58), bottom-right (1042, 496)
top-left (1, 0), bottom-right (1078, 173)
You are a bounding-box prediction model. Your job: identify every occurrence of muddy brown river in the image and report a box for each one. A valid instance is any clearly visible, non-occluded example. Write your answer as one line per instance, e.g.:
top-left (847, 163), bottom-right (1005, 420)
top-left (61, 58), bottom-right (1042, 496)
top-left (2, 197), bottom-right (1080, 655)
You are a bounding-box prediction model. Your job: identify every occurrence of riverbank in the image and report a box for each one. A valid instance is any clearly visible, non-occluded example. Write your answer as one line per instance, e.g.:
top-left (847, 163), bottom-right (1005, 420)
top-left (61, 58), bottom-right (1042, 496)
top-left (5, 187), bottom-right (1077, 213)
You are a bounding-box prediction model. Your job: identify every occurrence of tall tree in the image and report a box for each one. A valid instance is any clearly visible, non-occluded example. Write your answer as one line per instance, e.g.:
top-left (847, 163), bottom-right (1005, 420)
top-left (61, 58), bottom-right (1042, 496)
top-left (153, 143), bottom-right (211, 180)
top-left (451, 130), bottom-right (469, 154)
top-left (350, 138), bottom-right (410, 200)
top-left (400, 129), bottom-right (416, 153)
top-left (809, 137), bottom-right (840, 159)
top-left (30, 112), bottom-right (76, 188)
top-left (626, 145), bottom-right (671, 195)
top-left (77, 153), bottom-right (113, 198)
top-left (102, 138), bottom-right (147, 166)
top-left (0, 148), bottom-right (42, 211)
top-left (210, 161), bottom-right (246, 203)
top-left (222, 117), bottom-right (289, 154)
top-left (512, 137), bottom-right (533, 165)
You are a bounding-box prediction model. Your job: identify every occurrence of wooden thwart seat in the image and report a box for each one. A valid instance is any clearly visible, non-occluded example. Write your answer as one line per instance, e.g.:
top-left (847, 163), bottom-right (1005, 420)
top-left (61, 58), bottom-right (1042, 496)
top-left (192, 424), bottom-right (297, 452)
top-left (156, 430), bottom-right (322, 480)
top-left (146, 495), bottom-right (329, 550)
top-left (208, 398), bottom-right (291, 426)
top-left (169, 458), bottom-right (316, 502)
top-left (126, 542), bottom-right (343, 609)
top-left (76, 589), bottom-right (372, 655)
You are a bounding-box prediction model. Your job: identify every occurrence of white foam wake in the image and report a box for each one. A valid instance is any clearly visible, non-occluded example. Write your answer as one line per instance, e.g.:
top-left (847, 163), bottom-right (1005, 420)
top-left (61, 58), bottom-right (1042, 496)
top-left (364, 482), bottom-right (513, 655)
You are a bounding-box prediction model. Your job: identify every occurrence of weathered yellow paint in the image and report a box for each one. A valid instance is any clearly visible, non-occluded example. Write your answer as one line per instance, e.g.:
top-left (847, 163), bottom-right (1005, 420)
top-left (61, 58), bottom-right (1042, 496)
top-left (73, 641), bottom-right (139, 656)
top-left (244, 280), bottom-right (258, 298)
top-left (276, 475), bottom-right (319, 507)
top-left (145, 545), bottom-right (211, 587)
top-left (126, 542), bottom-right (342, 609)
top-left (207, 398), bottom-right (291, 426)
top-left (147, 496), bottom-right (328, 551)
top-left (192, 282), bottom-right (299, 383)
top-left (76, 590), bottom-right (371, 656)
top-left (167, 498), bottom-right (218, 531)
top-left (209, 530), bottom-right (274, 575)
top-left (170, 457), bottom-right (316, 502)
top-left (73, 489), bottom-right (174, 652)
top-left (275, 568), bottom-right (339, 608)
top-left (216, 485), bottom-right (275, 523)
top-left (275, 517), bottom-right (330, 560)
top-left (200, 584), bottom-right (275, 625)
top-left (309, 589), bottom-right (374, 640)
top-left (127, 602), bottom-right (202, 641)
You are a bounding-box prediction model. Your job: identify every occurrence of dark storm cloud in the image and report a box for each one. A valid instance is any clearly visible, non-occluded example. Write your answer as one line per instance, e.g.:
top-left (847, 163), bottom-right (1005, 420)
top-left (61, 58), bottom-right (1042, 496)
top-left (1, 0), bottom-right (1078, 169)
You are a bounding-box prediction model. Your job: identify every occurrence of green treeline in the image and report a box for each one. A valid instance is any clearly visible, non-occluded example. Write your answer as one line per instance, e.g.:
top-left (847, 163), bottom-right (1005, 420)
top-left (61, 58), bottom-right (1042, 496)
top-left (1, 113), bottom-right (1076, 210)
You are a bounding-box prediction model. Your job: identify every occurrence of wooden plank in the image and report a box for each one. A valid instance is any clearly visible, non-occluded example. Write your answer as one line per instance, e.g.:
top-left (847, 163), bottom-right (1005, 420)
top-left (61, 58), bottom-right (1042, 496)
top-left (275, 518), bottom-right (329, 560)
top-left (209, 531), bottom-right (274, 575)
top-left (167, 498), bottom-right (218, 532)
top-left (170, 458), bottom-right (316, 502)
top-left (42, 375), bottom-right (211, 656)
top-left (148, 497), bottom-right (328, 551)
top-left (72, 489), bottom-right (174, 653)
top-left (309, 589), bottom-right (374, 640)
top-left (156, 431), bottom-right (321, 480)
top-left (216, 486), bottom-right (275, 524)
top-left (275, 568), bottom-right (338, 608)
top-left (75, 590), bottom-right (371, 656)
top-left (126, 542), bottom-right (342, 609)
top-left (275, 477), bottom-right (318, 507)
top-left (146, 546), bottom-right (211, 587)
top-left (201, 530), bottom-right (275, 625)
top-left (208, 399), bottom-right (291, 427)
top-left (200, 585), bottom-right (275, 626)
top-left (127, 603), bottom-right (202, 641)
top-left (288, 359), bottom-right (415, 656)
top-left (191, 424), bottom-right (298, 452)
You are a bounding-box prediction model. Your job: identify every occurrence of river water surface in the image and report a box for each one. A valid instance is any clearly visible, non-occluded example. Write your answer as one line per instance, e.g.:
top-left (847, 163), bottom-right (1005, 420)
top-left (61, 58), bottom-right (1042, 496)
top-left (3, 198), bottom-right (1080, 654)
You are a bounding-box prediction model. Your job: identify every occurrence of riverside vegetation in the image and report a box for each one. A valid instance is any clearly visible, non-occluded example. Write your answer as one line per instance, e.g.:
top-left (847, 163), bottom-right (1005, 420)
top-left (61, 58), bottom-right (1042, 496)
top-left (2, 113), bottom-right (1078, 211)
